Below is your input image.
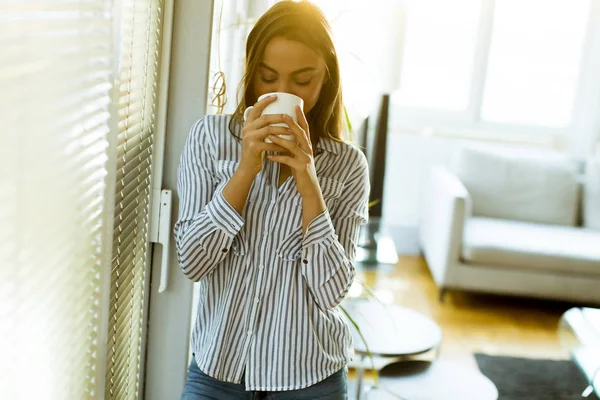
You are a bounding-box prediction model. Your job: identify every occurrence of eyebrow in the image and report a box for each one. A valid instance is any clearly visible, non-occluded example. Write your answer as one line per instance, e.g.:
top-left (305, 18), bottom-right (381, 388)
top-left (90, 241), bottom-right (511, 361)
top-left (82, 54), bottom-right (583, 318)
top-left (259, 62), bottom-right (316, 75)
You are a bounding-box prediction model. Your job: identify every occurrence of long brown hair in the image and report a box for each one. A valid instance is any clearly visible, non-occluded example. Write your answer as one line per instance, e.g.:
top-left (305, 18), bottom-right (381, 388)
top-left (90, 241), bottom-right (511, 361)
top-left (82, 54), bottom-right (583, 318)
top-left (228, 0), bottom-right (346, 145)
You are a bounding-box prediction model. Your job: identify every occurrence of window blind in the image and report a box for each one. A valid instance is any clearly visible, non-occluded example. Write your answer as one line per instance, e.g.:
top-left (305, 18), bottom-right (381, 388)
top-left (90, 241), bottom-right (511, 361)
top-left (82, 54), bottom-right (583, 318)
top-left (0, 2), bottom-right (115, 399)
top-left (106, 1), bottom-right (164, 399)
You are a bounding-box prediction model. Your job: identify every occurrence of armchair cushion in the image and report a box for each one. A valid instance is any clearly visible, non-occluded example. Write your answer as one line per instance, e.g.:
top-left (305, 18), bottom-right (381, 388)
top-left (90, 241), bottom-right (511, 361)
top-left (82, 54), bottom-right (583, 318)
top-left (462, 217), bottom-right (600, 275)
top-left (452, 146), bottom-right (579, 226)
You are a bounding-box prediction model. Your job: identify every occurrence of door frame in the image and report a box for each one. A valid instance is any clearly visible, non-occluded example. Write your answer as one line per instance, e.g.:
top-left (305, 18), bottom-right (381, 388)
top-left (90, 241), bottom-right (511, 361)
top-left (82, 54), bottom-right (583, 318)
top-left (143, 0), bottom-right (215, 398)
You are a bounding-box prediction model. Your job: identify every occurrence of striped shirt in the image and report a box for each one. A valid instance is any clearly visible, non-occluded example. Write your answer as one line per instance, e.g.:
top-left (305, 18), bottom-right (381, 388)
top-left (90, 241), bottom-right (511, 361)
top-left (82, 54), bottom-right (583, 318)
top-left (174, 114), bottom-right (370, 391)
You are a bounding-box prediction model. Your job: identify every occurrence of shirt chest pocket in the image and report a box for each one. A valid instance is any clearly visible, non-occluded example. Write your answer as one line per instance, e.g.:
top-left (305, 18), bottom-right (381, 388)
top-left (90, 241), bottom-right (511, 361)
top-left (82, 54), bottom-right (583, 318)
top-left (279, 177), bottom-right (345, 261)
top-left (291, 177), bottom-right (345, 208)
top-left (319, 177), bottom-right (345, 212)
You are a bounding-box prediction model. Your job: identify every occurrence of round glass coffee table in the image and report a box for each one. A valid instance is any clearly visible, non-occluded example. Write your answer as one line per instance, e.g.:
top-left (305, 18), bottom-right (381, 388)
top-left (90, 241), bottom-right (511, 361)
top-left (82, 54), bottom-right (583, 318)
top-left (341, 300), bottom-right (443, 400)
top-left (373, 360), bottom-right (498, 400)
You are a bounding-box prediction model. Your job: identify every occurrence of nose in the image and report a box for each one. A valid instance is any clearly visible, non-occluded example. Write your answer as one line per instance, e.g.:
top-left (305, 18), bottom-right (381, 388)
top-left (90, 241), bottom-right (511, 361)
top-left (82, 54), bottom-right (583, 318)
top-left (276, 81), bottom-right (294, 95)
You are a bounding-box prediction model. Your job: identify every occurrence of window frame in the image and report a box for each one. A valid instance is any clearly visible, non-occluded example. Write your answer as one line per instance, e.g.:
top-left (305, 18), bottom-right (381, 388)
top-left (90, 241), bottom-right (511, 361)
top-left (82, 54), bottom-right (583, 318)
top-left (389, 0), bottom-right (600, 149)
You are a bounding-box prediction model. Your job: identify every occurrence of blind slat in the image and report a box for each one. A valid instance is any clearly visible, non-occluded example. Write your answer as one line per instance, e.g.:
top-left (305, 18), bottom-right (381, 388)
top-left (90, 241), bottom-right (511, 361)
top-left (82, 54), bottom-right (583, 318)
top-left (116, 132), bottom-right (153, 156)
top-left (115, 158), bottom-right (152, 191)
top-left (106, 1), bottom-right (164, 398)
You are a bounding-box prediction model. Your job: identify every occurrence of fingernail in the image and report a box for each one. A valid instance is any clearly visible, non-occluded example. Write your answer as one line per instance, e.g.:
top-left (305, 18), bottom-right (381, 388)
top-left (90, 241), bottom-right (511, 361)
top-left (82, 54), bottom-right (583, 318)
top-left (268, 135), bottom-right (275, 140)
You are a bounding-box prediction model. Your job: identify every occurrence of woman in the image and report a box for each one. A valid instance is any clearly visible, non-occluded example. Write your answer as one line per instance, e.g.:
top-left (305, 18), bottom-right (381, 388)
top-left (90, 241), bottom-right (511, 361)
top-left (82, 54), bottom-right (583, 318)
top-left (175, 1), bottom-right (370, 398)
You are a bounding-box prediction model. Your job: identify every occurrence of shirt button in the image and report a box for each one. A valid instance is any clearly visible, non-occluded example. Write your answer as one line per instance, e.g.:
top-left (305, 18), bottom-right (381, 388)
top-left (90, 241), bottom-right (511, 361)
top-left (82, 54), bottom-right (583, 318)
top-left (247, 330), bottom-right (252, 336)
top-left (263, 231), bottom-right (269, 237)
top-left (258, 265), bottom-right (265, 270)
top-left (302, 259), bottom-right (308, 264)
top-left (221, 248), bottom-right (228, 253)
top-left (255, 297), bottom-right (260, 304)
top-left (270, 200), bottom-right (276, 205)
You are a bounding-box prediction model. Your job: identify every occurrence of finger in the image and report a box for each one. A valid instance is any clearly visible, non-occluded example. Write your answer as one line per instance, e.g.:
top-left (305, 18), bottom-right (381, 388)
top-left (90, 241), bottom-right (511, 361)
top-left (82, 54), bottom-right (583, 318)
top-left (246, 114), bottom-right (289, 131)
top-left (283, 114), bottom-right (311, 154)
top-left (294, 106), bottom-right (312, 150)
top-left (266, 154), bottom-right (305, 170)
top-left (248, 125), bottom-right (293, 140)
top-left (267, 134), bottom-right (306, 159)
top-left (295, 105), bottom-right (310, 133)
top-left (255, 142), bottom-right (289, 153)
top-left (246, 94), bottom-right (278, 122)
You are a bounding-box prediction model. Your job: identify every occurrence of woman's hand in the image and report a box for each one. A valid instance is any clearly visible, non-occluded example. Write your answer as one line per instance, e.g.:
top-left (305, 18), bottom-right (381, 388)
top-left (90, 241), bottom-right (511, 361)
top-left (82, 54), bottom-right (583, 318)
top-left (266, 105), bottom-right (321, 199)
top-left (238, 95), bottom-right (292, 176)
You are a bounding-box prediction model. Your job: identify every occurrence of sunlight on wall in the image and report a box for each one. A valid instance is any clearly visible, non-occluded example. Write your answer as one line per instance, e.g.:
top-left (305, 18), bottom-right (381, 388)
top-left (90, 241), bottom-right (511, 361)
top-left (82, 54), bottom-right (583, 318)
top-left (312, 0), bottom-right (405, 121)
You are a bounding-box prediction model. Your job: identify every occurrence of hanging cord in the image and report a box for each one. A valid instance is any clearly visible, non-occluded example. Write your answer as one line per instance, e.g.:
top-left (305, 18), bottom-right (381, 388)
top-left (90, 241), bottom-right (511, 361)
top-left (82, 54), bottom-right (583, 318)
top-left (211, 71), bottom-right (227, 114)
top-left (211, 0), bottom-right (227, 114)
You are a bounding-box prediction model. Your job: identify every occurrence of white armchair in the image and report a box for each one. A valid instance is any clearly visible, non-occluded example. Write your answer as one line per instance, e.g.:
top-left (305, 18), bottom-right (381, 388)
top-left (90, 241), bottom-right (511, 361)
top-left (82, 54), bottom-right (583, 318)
top-left (419, 145), bottom-right (600, 304)
top-left (419, 166), bottom-right (471, 294)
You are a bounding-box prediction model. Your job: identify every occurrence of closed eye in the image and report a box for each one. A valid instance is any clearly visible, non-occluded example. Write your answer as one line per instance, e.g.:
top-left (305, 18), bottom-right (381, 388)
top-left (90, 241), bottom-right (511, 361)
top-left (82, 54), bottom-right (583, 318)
top-left (295, 79), bottom-right (312, 86)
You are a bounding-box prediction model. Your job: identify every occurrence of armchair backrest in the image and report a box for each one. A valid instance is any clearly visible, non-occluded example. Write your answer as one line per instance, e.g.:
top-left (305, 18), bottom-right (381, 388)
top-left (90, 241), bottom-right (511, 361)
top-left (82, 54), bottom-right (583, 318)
top-left (583, 158), bottom-right (600, 230)
top-left (451, 145), bottom-right (580, 226)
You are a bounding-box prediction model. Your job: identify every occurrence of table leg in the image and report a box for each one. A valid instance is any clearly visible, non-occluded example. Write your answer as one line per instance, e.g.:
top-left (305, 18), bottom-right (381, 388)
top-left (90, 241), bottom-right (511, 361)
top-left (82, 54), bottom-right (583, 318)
top-left (356, 355), bottom-right (365, 400)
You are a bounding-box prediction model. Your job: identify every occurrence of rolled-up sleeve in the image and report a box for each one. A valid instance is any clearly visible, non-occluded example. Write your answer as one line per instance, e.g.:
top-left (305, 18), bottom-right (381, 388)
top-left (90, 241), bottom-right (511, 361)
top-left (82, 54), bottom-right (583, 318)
top-left (173, 117), bottom-right (244, 282)
top-left (300, 151), bottom-right (370, 310)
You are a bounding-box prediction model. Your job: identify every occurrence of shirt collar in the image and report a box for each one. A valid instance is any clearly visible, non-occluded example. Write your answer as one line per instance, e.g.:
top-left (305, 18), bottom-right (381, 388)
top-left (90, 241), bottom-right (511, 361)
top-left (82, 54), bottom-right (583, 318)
top-left (315, 136), bottom-right (339, 156)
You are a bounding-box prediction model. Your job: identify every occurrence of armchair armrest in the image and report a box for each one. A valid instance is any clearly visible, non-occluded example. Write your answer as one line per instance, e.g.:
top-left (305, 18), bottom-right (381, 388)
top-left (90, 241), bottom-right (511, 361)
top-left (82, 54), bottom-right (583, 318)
top-left (419, 165), bottom-right (471, 286)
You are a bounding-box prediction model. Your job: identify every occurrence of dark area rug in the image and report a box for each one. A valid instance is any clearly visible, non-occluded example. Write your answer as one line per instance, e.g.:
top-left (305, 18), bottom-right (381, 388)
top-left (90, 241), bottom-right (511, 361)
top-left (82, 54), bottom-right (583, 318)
top-left (475, 353), bottom-right (599, 400)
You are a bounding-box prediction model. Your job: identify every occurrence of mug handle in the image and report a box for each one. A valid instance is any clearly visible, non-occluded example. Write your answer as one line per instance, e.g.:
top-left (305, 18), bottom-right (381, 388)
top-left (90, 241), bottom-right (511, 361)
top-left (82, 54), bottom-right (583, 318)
top-left (243, 106), bottom-right (253, 121)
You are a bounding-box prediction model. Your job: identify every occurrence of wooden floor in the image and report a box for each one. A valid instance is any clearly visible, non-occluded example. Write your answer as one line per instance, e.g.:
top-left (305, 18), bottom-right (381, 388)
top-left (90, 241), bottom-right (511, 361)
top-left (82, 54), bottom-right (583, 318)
top-left (350, 255), bottom-right (572, 375)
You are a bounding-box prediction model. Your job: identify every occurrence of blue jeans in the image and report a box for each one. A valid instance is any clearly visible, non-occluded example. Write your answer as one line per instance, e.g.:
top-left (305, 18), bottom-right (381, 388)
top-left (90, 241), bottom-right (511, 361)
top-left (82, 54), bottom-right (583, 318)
top-left (181, 357), bottom-right (347, 400)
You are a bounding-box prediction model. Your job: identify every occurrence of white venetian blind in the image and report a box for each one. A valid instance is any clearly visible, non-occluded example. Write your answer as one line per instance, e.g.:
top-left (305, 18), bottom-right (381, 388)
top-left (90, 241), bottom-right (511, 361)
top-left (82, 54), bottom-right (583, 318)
top-left (105, 0), bottom-right (163, 398)
top-left (0, 2), bottom-right (115, 399)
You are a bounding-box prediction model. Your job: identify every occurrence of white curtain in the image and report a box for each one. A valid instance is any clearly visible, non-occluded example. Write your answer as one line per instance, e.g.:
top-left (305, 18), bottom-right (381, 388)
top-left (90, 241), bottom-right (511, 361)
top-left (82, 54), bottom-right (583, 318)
top-left (207, 0), bottom-right (273, 114)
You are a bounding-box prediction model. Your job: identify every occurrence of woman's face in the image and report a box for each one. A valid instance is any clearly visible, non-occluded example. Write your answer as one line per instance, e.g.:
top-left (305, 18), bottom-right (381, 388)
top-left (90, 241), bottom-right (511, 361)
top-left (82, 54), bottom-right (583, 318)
top-left (253, 37), bottom-right (327, 114)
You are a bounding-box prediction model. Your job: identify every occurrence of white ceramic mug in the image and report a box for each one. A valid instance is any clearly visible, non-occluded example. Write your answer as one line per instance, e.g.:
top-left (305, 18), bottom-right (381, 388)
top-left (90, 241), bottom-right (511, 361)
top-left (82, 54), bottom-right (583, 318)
top-left (244, 92), bottom-right (304, 143)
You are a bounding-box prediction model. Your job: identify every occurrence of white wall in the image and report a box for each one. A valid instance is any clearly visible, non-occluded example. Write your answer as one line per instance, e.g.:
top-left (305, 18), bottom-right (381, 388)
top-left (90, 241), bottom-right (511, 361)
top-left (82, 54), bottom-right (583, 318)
top-left (372, 132), bottom-right (466, 255)
top-left (381, 133), bottom-right (460, 228)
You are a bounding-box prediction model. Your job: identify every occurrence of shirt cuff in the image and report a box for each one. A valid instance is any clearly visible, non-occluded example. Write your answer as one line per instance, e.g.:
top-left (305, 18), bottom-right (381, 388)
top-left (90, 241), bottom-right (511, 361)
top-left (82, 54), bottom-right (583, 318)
top-left (299, 231), bottom-right (348, 297)
top-left (205, 190), bottom-right (244, 237)
top-left (301, 208), bottom-right (336, 248)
